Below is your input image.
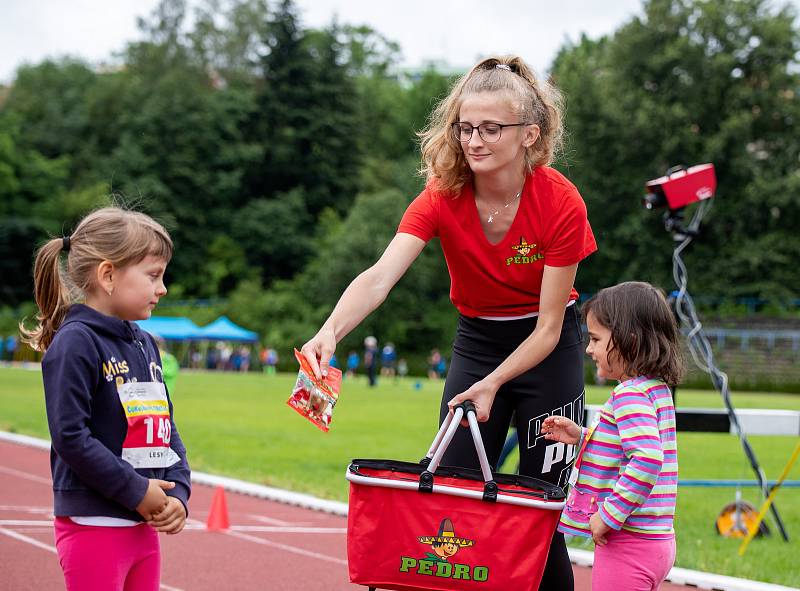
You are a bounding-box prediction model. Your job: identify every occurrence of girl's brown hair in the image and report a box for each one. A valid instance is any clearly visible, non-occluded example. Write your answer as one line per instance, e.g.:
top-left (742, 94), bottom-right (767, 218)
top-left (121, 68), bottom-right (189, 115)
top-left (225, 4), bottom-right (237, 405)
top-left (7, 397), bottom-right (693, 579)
top-left (583, 281), bottom-right (685, 385)
top-left (418, 55), bottom-right (564, 195)
top-left (20, 207), bottom-right (173, 352)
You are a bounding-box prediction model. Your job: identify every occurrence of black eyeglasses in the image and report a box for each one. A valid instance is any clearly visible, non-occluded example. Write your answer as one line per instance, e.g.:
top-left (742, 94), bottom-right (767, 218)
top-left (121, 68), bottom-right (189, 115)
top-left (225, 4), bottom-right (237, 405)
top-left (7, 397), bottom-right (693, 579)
top-left (451, 122), bottom-right (529, 143)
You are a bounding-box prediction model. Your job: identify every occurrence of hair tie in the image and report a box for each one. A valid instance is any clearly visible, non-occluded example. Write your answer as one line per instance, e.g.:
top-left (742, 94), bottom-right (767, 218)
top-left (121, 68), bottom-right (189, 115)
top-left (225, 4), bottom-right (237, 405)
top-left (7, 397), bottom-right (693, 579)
top-left (62, 236), bottom-right (71, 252)
top-left (495, 64), bottom-right (512, 71)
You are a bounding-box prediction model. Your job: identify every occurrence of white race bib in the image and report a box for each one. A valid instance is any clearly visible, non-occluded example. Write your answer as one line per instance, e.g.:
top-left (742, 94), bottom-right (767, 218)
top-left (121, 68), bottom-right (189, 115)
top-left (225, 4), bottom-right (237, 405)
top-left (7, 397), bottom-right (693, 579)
top-left (117, 381), bottom-right (180, 469)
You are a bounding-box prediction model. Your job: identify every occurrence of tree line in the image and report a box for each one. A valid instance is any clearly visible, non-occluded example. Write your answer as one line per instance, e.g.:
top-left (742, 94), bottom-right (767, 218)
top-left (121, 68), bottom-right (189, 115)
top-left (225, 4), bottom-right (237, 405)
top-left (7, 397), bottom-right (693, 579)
top-left (1, 0), bottom-right (798, 357)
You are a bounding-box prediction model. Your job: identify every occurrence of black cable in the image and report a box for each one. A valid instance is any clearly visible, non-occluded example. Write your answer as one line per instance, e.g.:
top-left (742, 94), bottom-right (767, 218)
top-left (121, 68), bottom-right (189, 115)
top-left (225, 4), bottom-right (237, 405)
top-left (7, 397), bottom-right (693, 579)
top-left (669, 201), bottom-right (789, 541)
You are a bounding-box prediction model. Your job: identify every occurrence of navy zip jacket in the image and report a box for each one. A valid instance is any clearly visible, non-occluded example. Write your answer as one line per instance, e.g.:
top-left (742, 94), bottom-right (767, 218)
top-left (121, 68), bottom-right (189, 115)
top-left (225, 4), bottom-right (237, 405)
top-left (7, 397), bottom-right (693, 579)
top-left (42, 304), bottom-right (191, 520)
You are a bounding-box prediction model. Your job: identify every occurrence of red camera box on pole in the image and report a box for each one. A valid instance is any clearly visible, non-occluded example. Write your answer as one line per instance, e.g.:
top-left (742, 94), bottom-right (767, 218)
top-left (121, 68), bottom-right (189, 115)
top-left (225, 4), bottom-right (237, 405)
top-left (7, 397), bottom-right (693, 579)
top-left (644, 163), bottom-right (716, 209)
top-left (346, 403), bottom-right (565, 591)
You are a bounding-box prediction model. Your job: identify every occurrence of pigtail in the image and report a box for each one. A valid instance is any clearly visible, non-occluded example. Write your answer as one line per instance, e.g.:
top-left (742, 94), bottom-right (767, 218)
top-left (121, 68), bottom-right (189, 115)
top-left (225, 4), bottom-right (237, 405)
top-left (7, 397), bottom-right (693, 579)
top-left (20, 238), bottom-right (73, 352)
top-left (506, 56), bottom-right (564, 167)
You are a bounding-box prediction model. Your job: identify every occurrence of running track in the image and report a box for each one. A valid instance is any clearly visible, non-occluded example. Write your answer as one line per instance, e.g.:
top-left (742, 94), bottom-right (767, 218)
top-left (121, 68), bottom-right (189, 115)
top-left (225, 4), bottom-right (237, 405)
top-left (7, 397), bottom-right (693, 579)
top-left (0, 439), bottom-right (691, 590)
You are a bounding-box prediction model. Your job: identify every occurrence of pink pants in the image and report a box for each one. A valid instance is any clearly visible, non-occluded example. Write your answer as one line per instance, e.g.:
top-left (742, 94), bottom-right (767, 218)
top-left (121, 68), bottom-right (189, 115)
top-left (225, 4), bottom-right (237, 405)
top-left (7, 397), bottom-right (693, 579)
top-left (54, 517), bottom-right (161, 591)
top-left (592, 529), bottom-right (676, 591)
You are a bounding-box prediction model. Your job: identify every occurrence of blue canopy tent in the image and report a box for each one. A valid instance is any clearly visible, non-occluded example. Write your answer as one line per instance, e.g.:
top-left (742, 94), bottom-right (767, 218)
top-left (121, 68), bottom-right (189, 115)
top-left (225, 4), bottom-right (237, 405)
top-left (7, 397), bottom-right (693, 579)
top-left (136, 316), bottom-right (203, 340)
top-left (137, 315), bottom-right (259, 343)
top-left (136, 316), bottom-right (259, 371)
top-left (196, 316), bottom-right (259, 342)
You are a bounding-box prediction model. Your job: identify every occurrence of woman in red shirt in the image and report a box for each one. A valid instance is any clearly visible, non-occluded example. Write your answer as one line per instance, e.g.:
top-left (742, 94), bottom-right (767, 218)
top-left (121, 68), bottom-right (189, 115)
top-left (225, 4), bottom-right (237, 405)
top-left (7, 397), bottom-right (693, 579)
top-left (302, 55), bottom-right (596, 591)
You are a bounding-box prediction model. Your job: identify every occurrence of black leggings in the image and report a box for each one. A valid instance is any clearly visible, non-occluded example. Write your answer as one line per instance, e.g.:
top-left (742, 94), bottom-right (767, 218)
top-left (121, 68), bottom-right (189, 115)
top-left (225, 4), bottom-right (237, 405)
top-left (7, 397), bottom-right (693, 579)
top-left (438, 305), bottom-right (585, 591)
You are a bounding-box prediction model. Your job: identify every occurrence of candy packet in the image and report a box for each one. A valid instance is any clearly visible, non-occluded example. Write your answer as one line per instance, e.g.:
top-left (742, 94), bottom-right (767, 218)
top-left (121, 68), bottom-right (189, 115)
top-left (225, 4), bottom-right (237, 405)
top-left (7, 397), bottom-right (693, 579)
top-left (287, 349), bottom-right (342, 432)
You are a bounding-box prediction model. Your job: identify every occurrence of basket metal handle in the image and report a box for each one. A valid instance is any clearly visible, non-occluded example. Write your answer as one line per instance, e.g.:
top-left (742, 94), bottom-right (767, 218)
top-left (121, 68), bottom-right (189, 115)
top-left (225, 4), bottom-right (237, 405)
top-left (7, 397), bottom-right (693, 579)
top-left (419, 402), bottom-right (497, 501)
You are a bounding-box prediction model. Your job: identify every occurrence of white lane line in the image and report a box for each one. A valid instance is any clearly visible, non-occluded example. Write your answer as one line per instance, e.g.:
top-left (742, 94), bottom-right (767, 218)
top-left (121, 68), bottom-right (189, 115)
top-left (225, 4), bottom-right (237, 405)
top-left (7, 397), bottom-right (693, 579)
top-left (0, 505), bottom-right (53, 514)
top-left (249, 514), bottom-right (305, 526)
top-left (0, 465), bottom-right (52, 485)
top-left (0, 520), bottom-right (344, 537)
top-left (225, 530), bottom-right (348, 565)
top-left (182, 523), bottom-right (346, 533)
top-left (0, 517), bottom-right (339, 532)
top-left (0, 526), bottom-right (56, 553)
top-left (0, 526), bottom-right (185, 591)
top-left (229, 526), bottom-right (346, 534)
top-left (0, 520), bottom-right (339, 534)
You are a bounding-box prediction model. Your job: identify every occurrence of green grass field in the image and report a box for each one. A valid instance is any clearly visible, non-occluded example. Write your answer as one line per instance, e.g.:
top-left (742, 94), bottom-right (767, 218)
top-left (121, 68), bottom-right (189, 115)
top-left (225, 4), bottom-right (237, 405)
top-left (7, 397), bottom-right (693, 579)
top-left (1, 366), bottom-right (798, 586)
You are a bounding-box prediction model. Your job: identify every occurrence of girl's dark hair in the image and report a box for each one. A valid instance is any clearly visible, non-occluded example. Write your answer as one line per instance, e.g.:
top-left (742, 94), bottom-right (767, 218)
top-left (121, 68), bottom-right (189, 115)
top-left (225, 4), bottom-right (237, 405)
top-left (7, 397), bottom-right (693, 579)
top-left (582, 281), bottom-right (685, 385)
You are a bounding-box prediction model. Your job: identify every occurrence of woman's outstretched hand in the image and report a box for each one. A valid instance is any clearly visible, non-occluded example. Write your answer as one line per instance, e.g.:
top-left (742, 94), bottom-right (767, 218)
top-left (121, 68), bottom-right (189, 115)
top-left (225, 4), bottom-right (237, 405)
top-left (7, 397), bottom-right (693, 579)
top-left (300, 327), bottom-right (337, 380)
top-left (541, 416), bottom-right (582, 445)
top-left (447, 379), bottom-right (499, 425)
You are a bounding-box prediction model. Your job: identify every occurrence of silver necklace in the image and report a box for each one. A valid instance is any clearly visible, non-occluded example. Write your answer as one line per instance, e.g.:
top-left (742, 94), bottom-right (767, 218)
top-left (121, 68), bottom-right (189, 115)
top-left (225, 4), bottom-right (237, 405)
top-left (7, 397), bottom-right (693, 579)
top-left (483, 190), bottom-right (522, 223)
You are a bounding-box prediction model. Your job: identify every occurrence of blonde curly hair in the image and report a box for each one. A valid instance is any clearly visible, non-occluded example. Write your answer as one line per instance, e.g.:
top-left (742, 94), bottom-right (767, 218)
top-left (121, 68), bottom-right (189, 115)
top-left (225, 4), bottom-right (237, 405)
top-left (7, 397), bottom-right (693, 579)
top-left (419, 56), bottom-right (564, 195)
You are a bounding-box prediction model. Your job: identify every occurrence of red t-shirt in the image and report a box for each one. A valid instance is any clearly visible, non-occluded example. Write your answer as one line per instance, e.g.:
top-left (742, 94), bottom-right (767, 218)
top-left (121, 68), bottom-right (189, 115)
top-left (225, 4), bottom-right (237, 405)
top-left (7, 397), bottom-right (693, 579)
top-left (397, 166), bottom-right (597, 317)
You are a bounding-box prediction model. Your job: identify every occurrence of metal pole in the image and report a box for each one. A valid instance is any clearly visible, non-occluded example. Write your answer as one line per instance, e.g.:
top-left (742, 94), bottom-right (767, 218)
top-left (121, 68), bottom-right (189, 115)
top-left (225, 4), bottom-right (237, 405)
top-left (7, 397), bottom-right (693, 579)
top-left (670, 202), bottom-right (789, 541)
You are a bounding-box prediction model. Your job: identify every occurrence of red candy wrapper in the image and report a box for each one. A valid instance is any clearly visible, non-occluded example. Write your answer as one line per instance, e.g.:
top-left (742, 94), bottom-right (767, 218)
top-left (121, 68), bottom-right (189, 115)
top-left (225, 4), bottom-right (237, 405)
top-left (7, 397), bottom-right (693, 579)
top-left (287, 349), bottom-right (342, 432)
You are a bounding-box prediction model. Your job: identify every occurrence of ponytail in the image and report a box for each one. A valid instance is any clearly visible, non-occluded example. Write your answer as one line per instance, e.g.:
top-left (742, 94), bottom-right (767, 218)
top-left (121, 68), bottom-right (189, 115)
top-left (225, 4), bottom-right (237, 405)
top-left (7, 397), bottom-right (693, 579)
top-left (20, 207), bottom-right (172, 353)
top-left (496, 56), bottom-right (564, 168)
top-left (20, 238), bottom-right (74, 352)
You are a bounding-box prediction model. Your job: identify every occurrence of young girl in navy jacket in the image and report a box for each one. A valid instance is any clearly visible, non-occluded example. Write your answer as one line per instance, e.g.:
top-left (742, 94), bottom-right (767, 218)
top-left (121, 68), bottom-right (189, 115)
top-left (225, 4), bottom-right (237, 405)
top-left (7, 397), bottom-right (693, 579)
top-left (22, 207), bottom-right (191, 591)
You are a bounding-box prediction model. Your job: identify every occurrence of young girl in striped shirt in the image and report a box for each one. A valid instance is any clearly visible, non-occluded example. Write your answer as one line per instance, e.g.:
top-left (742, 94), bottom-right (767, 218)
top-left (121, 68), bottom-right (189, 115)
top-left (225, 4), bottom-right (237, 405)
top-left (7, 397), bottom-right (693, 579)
top-left (542, 281), bottom-right (684, 591)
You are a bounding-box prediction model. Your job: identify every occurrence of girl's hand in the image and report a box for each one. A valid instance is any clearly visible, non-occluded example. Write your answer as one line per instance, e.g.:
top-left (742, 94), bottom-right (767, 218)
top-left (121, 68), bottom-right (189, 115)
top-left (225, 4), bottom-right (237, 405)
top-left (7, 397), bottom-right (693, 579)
top-left (150, 496), bottom-right (187, 534)
top-left (300, 327), bottom-right (337, 379)
top-left (447, 380), bottom-right (499, 425)
top-left (589, 512), bottom-right (611, 546)
top-left (541, 416), bottom-right (582, 445)
top-left (136, 479), bottom-right (174, 520)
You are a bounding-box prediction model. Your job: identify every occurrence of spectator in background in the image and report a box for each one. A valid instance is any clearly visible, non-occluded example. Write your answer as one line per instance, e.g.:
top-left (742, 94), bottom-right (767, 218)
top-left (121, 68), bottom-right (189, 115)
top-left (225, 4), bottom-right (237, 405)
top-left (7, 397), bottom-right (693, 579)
top-left (428, 349), bottom-right (443, 379)
top-left (206, 346), bottom-right (218, 370)
top-left (219, 343), bottom-right (232, 370)
top-left (346, 350), bottom-right (359, 378)
top-left (231, 348), bottom-right (242, 372)
top-left (239, 346), bottom-right (251, 373)
top-left (6, 335), bottom-right (17, 362)
top-left (158, 341), bottom-right (180, 394)
top-left (329, 353), bottom-right (339, 370)
top-left (215, 342), bottom-right (224, 370)
top-left (264, 347), bottom-right (279, 376)
top-left (437, 354), bottom-right (447, 378)
top-left (190, 346), bottom-right (202, 369)
top-left (364, 336), bottom-right (378, 387)
top-left (397, 358), bottom-right (409, 381)
top-left (380, 342), bottom-right (397, 377)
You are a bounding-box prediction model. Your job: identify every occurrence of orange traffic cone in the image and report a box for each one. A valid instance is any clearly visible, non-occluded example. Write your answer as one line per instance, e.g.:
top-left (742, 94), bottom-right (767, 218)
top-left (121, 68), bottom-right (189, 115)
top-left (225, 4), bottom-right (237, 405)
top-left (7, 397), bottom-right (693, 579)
top-left (206, 486), bottom-right (230, 531)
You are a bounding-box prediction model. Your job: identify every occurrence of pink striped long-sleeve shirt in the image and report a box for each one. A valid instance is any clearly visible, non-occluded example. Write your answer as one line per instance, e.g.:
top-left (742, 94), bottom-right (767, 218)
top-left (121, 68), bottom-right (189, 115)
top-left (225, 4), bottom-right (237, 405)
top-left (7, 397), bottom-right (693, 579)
top-left (558, 376), bottom-right (678, 539)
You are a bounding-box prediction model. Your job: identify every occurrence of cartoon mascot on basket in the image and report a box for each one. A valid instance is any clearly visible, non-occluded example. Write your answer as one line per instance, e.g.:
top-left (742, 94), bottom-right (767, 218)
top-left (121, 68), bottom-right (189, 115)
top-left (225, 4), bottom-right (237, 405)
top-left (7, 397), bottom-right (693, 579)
top-left (398, 517), bottom-right (488, 582)
top-left (418, 518), bottom-right (474, 562)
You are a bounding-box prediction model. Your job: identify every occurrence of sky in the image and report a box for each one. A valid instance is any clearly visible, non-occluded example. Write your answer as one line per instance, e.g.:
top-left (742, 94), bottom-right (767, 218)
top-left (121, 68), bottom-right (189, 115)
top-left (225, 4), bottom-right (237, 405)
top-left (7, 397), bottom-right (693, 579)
top-left (3, 0), bottom-right (798, 84)
top-left (0, 0), bottom-right (648, 83)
